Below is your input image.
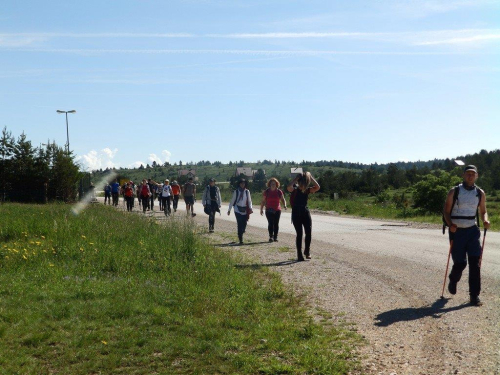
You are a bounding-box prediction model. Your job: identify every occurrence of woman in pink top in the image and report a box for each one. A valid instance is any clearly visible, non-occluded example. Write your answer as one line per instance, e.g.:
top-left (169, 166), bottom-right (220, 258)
top-left (260, 178), bottom-right (287, 242)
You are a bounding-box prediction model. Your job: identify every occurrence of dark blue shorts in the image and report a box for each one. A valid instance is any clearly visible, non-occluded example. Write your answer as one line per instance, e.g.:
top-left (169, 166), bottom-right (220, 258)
top-left (184, 196), bottom-right (194, 205)
top-left (449, 226), bottom-right (482, 263)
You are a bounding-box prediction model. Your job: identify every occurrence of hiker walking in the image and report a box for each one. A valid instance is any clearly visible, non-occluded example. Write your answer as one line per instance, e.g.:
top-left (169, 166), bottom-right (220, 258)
top-left (287, 172), bottom-right (320, 261)
top-left (161, 179), bottom-right (173, 216)
top-left (171, 180), bottom-right (181, 212)
top-left (228, 178), bottom-right (253, 244)
top-left (139, 179), bottom-right (151, 213)
top-left (202, 178), bottom-right (221, 233)
top-left (104, 183), bottom-right (112, 205)
top-left (147, 179), bottom-right (158, 211)
top-left (260, 177), bottom-right (287, 242)
top-left (124, 181), bottom-right (135, 212)
top-left (136, 183), bottom-right (142, 210)
top-left (183, 177), bottom-right (197, 217)
top-left (443, 165), bottom-right (490, 306)
top-left (157, 182), bottom-right (164, 211)
top-left (111, 179), bottom-right (120, 206)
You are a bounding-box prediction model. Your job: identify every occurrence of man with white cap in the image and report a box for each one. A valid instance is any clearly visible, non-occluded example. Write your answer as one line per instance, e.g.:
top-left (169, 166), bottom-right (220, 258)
top-left (443, 165), bottom-right (490, 306)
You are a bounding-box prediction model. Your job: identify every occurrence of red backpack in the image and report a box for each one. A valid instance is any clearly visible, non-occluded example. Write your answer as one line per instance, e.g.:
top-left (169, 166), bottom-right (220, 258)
top-left (141, 185), bottom-right (150, 197)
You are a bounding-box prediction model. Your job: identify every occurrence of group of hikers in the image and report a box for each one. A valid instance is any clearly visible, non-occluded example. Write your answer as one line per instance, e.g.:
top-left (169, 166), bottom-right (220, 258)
top-left (103, 164), bottom-right (490, 306)
top-left (104, 177), bottom-right (197, 216)
top-left (103, 172), bottom-right (321, 261)
top-left (225, 172), bottom-right (320, 262)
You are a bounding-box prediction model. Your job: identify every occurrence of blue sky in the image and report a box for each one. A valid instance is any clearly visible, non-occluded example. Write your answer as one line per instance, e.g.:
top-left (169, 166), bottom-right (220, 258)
top-left (1, 0), bottom-right (499, 171)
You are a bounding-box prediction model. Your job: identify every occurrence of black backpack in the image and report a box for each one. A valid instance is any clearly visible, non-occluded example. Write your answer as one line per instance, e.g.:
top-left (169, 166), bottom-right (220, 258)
top-left (442, 185), bottom-right (482, 234)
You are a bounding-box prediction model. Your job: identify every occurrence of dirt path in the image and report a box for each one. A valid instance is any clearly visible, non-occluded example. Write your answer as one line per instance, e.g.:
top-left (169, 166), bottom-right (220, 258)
top-left (107, 198), bottom-right (500, 374)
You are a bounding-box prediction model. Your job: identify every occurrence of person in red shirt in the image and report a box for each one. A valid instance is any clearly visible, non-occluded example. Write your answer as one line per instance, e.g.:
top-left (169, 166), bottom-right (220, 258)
top-left (260, 178), bottom-right (287, 242)
top-left (171, 181), bottom-right (181, 213)
top-left (139, 179), bottom-right (151, 213)
top-left (124, 181), bottom-right (135, 212)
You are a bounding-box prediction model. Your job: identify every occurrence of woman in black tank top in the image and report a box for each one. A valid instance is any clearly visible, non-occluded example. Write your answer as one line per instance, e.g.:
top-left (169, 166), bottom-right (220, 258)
top-left (286, 172), bottom-right (320, 261)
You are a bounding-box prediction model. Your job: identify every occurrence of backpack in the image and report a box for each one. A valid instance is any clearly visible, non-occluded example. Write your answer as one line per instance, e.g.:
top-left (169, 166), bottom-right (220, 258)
top-left (141, 185), bottom-right (150, 197)
top-left (184, 183), bottom-right (194, 196)
top-left (442, 185), bottom-right (482, 234)
top-left (125, 186), bottom-right (133, 197)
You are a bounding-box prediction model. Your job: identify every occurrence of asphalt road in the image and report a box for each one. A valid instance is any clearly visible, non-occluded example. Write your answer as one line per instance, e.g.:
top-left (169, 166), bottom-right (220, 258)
top-left (188, 200), bottom-right (500, 374)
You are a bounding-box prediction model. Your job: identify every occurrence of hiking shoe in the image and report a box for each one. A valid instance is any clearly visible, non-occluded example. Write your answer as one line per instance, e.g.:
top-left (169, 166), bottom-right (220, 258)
top-left (470, 296), bottom-right (482, 306)
top-left (304, 250), bottom-right (311, 260)
top-left (448, 279), bottom-right (457, 295)
top-left (192, 213), bottom-right (196, 217)
top-left (273, 238), bottom-right (278, 242)
top-left (269, 238), bottom-right (273, 243)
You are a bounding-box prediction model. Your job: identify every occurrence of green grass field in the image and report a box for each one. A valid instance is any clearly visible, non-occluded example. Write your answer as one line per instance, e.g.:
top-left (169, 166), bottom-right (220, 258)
top-left (0, 203), bottom-right (361, 374)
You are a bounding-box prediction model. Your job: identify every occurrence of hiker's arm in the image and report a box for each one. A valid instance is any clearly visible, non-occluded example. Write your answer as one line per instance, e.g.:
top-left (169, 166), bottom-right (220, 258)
top-left (309, 175), bottom-right (320, 194)
top-left (479, 190), bottom-right (490, 229)
top-left (227, 191), bottom-right (235, 214)
top-left (280, 192), bottom-right (287, 210)
top-left (287, 176), bottom-right (298, 193)
top-left (260, 192), bottom-right (266, 215)
top-left (443, 189), bottom-right (457, 232)
top-left (247, 191), bottom-right (253, 211)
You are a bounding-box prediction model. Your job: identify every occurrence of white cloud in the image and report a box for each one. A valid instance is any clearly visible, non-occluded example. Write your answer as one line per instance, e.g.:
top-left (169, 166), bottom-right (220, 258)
top-left (415, 33), bottom-right (500, 46)
top-left (2, 48), bottom-right (457, 56)
top-left (389, 0), bottom-right (497, 18)
top-left (0, 32), bottom-right (194, 39)
top-left (129, 161), bottom-right (146, 169)
top-left (148, 154), bottom-right (162, 164)
top-left (0, 35), bottom-right (47, 47)
top-left (77, 148), bottom-right (119, 171)
top-left (161, 150), bottom-right (172, 162)
top-left (102, 147), bottom-right (118, 158)
top-left (147, 150), bottom-right (172, 165)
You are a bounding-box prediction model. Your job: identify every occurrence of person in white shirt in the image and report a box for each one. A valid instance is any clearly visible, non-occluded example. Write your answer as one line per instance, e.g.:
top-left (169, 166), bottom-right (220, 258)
top-left (228, 179), bottom-right (253, 244)
top-left (161, 179), bottom-right (173, 216)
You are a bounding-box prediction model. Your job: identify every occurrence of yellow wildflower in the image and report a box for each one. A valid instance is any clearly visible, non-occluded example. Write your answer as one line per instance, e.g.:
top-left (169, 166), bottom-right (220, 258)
top-left (22, 255), bottom-right (27, 260)
top-left (101, 340), bottom-right (108, 345)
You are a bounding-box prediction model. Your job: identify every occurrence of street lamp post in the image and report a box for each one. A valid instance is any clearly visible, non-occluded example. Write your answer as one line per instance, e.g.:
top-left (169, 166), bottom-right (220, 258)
top-left (56, 110), bottom-right (76, 154)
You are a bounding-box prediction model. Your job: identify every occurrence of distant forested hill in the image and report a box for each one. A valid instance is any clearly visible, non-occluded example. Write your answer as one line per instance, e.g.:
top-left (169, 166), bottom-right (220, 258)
top-left (90, 149), bottom-right (500, 193)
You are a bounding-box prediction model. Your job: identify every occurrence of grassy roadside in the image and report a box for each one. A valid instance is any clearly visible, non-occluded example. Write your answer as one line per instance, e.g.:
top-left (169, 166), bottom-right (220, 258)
top-left (0, 203), bottom-right (361, 374)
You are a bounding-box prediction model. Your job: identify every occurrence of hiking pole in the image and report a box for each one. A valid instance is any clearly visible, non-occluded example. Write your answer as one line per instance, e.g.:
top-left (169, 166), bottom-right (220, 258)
top-left (440, 240), bottom-right (453, 299)
top-left (479, 229), bottom-right (487, 268)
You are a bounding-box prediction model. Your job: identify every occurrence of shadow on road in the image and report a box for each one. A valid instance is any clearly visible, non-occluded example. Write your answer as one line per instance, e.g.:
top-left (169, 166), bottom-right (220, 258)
top-left (375, 298), bottom-right (470, 327)
top-left (235, 260), bottom-right (301, 269)
top-left (216, 241), bottom-right (271, 248)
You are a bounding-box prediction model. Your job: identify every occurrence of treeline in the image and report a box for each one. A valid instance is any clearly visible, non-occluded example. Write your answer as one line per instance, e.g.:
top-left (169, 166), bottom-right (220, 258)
top-left (317, 149), bottom-right (500, 199)
top-left (1, 127), bottom-right (82, 203)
